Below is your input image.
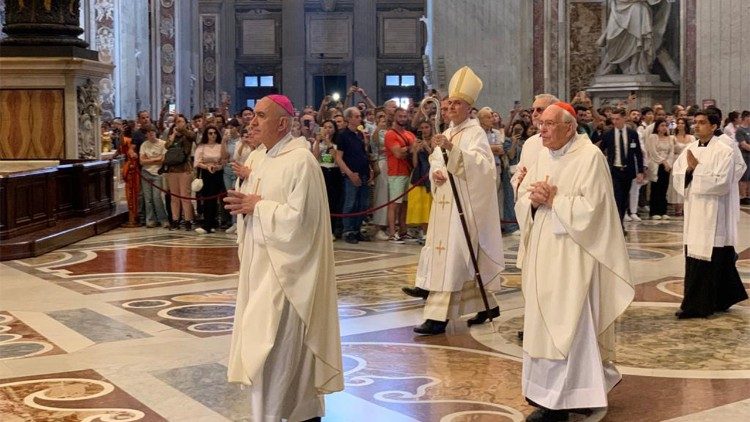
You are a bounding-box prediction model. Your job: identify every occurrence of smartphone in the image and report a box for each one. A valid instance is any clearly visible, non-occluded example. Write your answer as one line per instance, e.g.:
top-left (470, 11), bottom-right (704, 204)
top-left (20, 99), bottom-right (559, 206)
top-left (168, 103), bottom-right (176, 114)
top-left (353, 80), bottom-right (359, 87)
top-left (303, 119), bottom-right (310, 128)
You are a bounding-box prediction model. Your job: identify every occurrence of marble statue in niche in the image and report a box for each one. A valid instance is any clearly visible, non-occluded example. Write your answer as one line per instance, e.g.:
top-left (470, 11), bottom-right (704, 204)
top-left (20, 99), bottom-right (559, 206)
top-left (78, 79), bottom-right (101, 159)
top-left (596, 0), bottom-right (671, 75)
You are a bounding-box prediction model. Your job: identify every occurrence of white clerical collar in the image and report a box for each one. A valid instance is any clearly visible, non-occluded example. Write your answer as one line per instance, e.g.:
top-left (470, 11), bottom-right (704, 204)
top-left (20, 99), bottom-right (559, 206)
top-left (266, 133), bottom-right (293, 157)
top-left (548, 134), bottom-right (577, 158)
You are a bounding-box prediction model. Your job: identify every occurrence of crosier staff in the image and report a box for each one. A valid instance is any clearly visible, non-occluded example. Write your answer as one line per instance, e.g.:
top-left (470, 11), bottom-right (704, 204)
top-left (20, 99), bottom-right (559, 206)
top-left (437, 132), bottom-right (496, 329)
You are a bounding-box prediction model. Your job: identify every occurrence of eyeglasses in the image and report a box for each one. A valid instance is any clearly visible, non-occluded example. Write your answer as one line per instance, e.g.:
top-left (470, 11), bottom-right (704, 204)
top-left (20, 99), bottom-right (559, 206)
top-left (539, 120), bottom-right (562, 128)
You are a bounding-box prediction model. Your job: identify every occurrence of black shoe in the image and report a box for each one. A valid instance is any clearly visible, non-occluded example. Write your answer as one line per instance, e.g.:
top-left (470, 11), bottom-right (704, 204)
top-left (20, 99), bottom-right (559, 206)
top-left (184, 221), bottom-right (192, 231)
top-left (467, 306), bottom-right (500, 326)
top-left (169, 221), bottom-right (179, 231)
top-left (525, 407), bottom-right (569, 422)
top-left (356, 232), bottom-right (371, 242)
top-left (344, 233), bottom-right (359, 244)
top-left (413, 319), bottom-right (448, 335)
top-left (401, 286), bottom-right (429, 300)
top-left (675, 309), bottom-right (707, 319)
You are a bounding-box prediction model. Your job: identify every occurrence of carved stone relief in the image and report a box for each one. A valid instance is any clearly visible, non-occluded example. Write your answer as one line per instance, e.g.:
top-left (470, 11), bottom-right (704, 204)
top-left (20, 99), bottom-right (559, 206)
top-left (94, 0), bottom-right (115, 120)
top-left (159, 1), bottom-right (176, 103)
top-left (78, 79), bottom-right (101, 159)
top-left (200, 14), bottom-right (219, 109)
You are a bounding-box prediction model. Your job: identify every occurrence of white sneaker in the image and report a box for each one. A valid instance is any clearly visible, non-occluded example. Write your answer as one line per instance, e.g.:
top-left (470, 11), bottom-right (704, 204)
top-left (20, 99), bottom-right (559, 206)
top-left (375, 230), bottom-right (390, 241)
top-left (388, 233), bottom-right (405, 244)
top-left (225, 224), bottom-right (237, 234)
top-left (623, 214), bottom-right (632, 222)
top-left (195, 227), bottom-right (207, 234)
top-left (662, 214), bottom-right (670, 220)
top-left (630, 214), bottom-right (642, 222)
top-left (651, 215), bottom-right (661, 220)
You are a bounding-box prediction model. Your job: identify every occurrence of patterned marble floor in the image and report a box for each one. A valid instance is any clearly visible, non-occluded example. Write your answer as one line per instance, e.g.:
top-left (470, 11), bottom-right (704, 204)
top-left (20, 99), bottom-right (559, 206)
top-left (1, 206), bottom-right (749, 421)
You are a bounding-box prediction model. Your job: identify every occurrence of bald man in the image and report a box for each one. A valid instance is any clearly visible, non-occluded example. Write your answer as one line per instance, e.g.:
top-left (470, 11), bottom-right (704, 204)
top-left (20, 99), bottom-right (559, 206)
top-left (515, 103), bottom-right (633, 420)
top-left (225, 95), bottom-right (343, 422)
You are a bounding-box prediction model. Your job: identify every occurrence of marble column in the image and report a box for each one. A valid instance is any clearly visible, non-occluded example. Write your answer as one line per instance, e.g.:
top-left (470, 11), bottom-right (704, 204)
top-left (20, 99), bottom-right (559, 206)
top-left (93, 0), bottom-right (116, 120)
top-left (219, 0), bottom-right (236, 112)
top-left (157, 0), bottom-right (177, 109)
top-left (681, 0), bottom-right (696, 107)
top-left (282, 0), bottom-right (305, 107)
top-left (353, 0), bottom-right (377, 101)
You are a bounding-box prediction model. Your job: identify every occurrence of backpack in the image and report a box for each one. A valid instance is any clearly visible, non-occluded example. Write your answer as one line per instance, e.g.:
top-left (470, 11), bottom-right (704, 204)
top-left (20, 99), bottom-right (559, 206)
top-left (163, 139), bottom-right (187, 166)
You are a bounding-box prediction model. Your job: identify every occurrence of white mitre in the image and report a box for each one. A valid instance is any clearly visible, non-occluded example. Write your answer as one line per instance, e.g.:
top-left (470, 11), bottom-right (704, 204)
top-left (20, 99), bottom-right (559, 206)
top-left (448, 66), bottom-right (483, 105)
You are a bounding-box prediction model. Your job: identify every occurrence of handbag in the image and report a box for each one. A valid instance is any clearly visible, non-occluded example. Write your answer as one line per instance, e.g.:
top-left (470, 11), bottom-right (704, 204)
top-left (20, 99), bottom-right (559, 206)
top-left (191, 169), bottom-right (203, 192)
top-left (164, 139), bottom-right (187, 166)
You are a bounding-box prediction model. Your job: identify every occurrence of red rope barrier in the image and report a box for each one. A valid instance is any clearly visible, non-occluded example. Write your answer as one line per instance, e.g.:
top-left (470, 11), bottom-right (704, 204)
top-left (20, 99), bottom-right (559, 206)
top-left (138, 169), bottom-right (518, 224)
top-left (139, 171), bottom-right (227, 201)
top-left (330, 174), bottom-right (430, 217)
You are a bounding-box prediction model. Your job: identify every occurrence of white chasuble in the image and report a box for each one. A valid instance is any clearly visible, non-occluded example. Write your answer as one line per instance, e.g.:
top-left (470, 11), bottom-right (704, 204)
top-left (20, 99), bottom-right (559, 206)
top-left (415, 118), bottom-right (504, 293)
top-left (515, 137), bottom-right (634, 361)
top-left (235, 145), bottom-right (267, 259)
top-left (227, 135), bottom-right (344, 402)
top-left (672, 137), bottom-right (740, 260)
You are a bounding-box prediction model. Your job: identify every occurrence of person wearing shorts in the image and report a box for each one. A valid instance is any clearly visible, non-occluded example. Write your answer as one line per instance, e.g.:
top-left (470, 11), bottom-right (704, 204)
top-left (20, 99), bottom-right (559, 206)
top-left (384, 108), bottom-right (416, 243)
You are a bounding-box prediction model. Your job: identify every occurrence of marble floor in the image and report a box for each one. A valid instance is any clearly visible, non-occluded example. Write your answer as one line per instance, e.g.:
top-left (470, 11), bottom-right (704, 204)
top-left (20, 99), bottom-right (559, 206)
top-left (1, 206), bottom-right (749, 422)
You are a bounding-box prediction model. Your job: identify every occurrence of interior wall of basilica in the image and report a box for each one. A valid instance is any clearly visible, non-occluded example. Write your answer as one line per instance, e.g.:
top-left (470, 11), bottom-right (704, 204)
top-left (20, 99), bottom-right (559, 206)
top-left (1, 0), bottom-right (748, 118)
top-left (424, 0), bottom-right (534, 112)
top-left (694, 0), bottom-right (750, 113)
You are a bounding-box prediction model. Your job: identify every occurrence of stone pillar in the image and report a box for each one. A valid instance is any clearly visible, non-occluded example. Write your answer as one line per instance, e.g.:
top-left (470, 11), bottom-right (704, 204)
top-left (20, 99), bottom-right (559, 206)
top-left (353, 0), bottom-right (377, 101)
top-left (282, 0), bottom-right (305, 107)
top-left (681, 0), bottom-right (696, 107)
top-left (93, 0), bottom-right (116, 120)
top-left (157, 0), bottom-right (177, 108)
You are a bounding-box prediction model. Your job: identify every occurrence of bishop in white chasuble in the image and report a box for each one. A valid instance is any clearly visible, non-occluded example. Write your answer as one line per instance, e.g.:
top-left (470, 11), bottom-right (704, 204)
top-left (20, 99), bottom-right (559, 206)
top-left (225, 96), bottom-right (343, 422)
top-left (412, 66), bottom-right (504, 335)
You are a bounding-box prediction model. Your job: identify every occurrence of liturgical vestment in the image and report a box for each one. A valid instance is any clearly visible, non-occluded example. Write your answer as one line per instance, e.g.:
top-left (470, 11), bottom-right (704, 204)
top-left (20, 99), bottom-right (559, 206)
top-left (415, 117), bottom-right (505, 320)
top-left (515, 135), bottom-right (634, 409)
top-left (235, 144), bottom-right (266, 258)
top-left (227, 134), bottom-right (344, 421)
top-left (671, 136), bottom-right (747, 316)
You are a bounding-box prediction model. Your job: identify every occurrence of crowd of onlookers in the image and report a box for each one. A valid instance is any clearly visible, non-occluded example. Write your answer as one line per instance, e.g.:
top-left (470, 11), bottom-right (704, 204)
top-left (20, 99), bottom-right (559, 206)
top-left (107, 87), bottom-right (750, 240)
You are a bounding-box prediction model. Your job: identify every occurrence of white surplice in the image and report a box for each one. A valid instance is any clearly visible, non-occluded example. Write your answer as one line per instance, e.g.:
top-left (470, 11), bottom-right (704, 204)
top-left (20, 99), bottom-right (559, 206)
top-left (671, 136), bottom-right (745, 260)
top-left (415, 118), bottom-right (504, 318)
top-left (227, 134), bottom-right (344, 421)
top-left (515, 135), bottom-right (634, 409)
